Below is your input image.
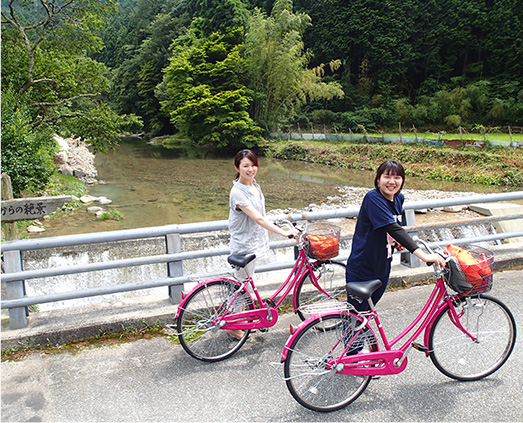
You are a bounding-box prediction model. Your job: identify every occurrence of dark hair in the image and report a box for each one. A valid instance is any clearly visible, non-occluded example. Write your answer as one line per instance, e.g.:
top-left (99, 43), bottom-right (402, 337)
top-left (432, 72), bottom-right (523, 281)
top-left (234, 149), bottom-right (259, 180)
top-left (374, 160), bottom-right (405, 191)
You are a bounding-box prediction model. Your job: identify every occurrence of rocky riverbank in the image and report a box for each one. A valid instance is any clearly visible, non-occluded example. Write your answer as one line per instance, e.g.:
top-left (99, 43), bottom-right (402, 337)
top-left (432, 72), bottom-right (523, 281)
top-left (54, 136), bottom-right (99, 185)
top-left (268, 186), bottom-right (479, 215)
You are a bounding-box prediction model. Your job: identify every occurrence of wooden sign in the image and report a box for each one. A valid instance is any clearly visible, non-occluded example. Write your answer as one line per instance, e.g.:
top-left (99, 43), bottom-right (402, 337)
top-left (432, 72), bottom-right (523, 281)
top-left (1, 196), bottom-right (72, 222)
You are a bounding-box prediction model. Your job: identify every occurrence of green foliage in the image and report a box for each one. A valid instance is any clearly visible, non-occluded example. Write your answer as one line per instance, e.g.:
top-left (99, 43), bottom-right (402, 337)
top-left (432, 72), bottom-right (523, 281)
top-left (339, 107), bottom-right (398, 132)
top-left (0, 88), bottom-right (55, 195)
top-left (1, 0), bottom-right (142, 155)
top-left (244, 0), bottom-right (343, 129)
top-left (160, 26), bottom-right (264, 149)
top-left (98, 209), bottom-right (124, 221)
top-left (96, 0), bottom-right (521, 138)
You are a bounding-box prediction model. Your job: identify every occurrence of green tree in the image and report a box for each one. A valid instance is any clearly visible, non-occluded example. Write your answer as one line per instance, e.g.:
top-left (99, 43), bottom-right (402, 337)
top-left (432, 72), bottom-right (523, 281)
top-left (159, 26), bottom-right (263, 149)
top-left (244, 0), bottom-right (343, 130)
top-left (1, 0), bottom-right (141, 154)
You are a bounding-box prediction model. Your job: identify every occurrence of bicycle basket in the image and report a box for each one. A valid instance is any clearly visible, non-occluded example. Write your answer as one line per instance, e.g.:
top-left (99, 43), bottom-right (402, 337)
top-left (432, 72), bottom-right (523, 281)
top-left (443, 244), bottom-right (494, 295)
top-left (303, 222), bottom-right (341, 260)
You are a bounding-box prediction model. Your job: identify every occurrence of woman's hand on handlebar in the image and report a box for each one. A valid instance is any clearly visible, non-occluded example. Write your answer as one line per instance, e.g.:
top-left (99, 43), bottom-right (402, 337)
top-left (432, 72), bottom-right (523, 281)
top-left (414, 249), bottom-right (447, 268)
top-left (275, 219), bottom-right (301, 239)
top-left (285, 227), bottom-right (300, 239)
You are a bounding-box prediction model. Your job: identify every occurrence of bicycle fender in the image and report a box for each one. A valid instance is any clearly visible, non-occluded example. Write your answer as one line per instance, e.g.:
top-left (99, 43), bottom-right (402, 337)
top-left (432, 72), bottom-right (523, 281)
top-left (422, 296), bottom-right (462, 351)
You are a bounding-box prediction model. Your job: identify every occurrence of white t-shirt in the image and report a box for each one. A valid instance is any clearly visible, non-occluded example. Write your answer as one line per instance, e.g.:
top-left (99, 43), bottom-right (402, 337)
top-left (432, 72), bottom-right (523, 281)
top-left (228, 179), bottom-right (269, 259)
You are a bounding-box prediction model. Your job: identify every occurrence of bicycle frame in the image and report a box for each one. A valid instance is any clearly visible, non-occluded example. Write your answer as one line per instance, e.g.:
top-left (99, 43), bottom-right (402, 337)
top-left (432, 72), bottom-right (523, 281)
top-left (174, 246), bottom-right (340, 332)
top-left (281, 268), bottom-right (473, 377)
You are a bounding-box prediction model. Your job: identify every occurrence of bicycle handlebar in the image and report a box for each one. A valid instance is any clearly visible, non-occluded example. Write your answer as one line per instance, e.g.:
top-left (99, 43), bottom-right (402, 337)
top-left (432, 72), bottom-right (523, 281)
top-left (275, 219), bottom-right (306, 240)
top-left (413, 236), bottom-right (448, 268)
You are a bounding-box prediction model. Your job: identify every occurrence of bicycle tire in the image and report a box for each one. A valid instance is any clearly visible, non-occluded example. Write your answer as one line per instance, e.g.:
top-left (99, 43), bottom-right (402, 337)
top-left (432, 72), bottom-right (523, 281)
top-left (295, 260), bottom-right (347, 322)
top-left (428, 294), bottom-right (516, 381)
top-left (283, 313), bottom-right (376, 412)
top-left (176, 279), bottom-right (253, 362)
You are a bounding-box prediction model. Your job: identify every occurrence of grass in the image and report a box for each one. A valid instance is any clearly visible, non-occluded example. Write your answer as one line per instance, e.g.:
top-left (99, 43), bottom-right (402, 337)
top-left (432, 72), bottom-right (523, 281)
top-left (97, 208), bottom-right (123, 221)
top-left (265, 137), bottom-right (523, 187)
top-left (366, 132), bottom-right (522, 143)
top-left (1, 320), bottom-right (170, 362)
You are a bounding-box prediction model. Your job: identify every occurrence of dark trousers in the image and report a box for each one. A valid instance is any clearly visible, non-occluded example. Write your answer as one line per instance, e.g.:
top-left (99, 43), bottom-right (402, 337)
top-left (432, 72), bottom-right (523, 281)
top-left (346, 274), bottom-right (390, 311)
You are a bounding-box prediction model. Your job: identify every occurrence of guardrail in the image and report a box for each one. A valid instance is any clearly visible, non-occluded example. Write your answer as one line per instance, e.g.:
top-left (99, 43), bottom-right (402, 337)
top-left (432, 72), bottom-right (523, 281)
top-left (2, 191), bottom-right (523, 329)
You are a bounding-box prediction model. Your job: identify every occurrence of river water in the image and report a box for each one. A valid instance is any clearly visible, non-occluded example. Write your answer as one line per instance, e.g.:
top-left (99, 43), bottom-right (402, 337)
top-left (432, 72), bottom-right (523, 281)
top-left (36, 137), bottom-right (506, 237)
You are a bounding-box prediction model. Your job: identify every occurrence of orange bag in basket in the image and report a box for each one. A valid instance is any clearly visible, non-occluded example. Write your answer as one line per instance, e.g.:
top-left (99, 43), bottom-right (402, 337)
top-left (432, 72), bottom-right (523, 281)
top-left (445, 244), bottom-right (491, 285)
top-left (305, 234), bottom-right (339, 259)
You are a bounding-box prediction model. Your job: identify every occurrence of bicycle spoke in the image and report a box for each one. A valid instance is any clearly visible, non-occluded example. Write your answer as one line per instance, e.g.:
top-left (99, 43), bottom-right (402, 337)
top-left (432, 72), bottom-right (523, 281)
top-left (429, 295), bottom-right (516, 381)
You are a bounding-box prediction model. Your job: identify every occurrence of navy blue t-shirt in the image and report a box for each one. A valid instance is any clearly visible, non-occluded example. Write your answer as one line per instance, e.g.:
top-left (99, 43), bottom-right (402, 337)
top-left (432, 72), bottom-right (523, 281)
top-left (346, 189), bottom-right (404, 280)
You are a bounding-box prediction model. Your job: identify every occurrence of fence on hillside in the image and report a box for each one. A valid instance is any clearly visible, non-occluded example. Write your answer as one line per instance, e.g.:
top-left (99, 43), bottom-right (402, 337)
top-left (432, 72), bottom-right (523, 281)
top-left (271, 125), bottom-right (523, 148)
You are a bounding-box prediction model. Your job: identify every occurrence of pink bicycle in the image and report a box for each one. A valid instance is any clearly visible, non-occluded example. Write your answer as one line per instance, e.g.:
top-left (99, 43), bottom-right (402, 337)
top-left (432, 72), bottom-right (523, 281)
top-left (280, 239), bottom-right (516, 412)
top-left (174, 221), bottom-right (347, 362)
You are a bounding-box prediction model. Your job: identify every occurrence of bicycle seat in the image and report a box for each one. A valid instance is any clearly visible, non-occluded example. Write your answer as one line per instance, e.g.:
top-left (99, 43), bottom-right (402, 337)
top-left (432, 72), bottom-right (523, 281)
top-left (346, 279), bottom-right (382, 300)
top-left (228, 253), bottom-right (256, 268)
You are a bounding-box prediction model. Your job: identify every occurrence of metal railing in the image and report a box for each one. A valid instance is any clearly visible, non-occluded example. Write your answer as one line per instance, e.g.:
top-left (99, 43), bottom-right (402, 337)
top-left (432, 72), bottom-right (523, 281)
top-left (2, 191), bottom-right (523, 329)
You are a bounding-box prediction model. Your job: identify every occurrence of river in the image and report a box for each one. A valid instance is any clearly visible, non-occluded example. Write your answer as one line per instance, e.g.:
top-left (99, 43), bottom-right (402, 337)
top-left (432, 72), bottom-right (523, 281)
top-left (35, 137), bottom-right (508, 238)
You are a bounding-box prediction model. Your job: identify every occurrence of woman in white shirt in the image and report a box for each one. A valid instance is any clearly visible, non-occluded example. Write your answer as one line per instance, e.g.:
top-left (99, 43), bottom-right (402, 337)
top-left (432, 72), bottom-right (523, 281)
top-left (227, 149), bottom-right (298, 339)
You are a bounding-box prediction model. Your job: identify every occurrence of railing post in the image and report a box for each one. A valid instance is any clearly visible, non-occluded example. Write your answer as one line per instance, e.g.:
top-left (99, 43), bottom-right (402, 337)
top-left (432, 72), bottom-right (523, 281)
top-left (401, 209), bottom-right (420, 268)
top-left (166, 233), bottom-right (183, 304)
top-left (3, 249), bottom-right (29, 329)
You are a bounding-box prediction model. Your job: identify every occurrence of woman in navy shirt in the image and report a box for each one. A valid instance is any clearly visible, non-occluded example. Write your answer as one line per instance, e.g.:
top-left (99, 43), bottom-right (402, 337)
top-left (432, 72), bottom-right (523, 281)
top-left (346, 160), bottom-right (446, 311)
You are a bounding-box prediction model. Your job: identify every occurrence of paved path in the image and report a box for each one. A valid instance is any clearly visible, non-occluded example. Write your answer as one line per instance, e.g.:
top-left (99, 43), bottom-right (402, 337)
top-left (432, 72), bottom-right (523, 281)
top-left (2, 269), bottom-right (521, 422)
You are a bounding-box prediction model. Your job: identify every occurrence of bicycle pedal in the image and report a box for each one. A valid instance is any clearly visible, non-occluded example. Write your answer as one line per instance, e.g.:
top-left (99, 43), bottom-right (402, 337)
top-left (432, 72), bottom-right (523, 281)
top-left (412, 342), bottom-right (429, 353)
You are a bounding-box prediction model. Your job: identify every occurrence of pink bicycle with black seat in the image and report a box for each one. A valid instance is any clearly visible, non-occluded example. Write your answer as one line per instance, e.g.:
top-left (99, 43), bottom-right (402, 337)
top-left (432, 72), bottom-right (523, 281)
top-left (173, 221), bottom-right (347, 362)
top-left (279, 238), bottom-right (516, 412)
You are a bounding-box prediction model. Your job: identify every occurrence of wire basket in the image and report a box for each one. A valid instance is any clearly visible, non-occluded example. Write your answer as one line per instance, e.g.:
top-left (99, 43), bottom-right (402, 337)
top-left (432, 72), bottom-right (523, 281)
top-left (303, 222), bottom-right (341, 260)
top-left (443, 244), bottom-right (494, 295)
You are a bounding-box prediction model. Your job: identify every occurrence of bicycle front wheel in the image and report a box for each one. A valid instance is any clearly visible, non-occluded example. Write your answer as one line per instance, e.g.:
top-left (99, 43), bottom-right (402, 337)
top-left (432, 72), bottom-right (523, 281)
top-left (176, 279), bottom-right (253, 362)
top-left (295, 260), bottom-right (347, 322)
top-left (283, 314), bottom-right (376, 412)
top-left (428, 295), bottom-right (516, 381)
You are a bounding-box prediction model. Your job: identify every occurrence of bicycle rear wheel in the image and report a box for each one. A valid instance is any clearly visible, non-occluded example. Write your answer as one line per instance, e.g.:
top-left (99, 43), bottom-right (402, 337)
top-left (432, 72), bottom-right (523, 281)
top-left (283, 314), bottom-right (376, 412)
top-left (176, 279), bottom-right (253, 362)
top-left (428, 295), bottom-right (516, 381)
top-left (295, 260), bottom-right (347, 322)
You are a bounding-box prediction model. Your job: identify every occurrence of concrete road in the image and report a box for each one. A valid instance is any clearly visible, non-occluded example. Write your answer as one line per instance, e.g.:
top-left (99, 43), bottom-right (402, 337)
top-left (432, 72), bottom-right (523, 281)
top-left (2, 269), bottom-right (521, 422)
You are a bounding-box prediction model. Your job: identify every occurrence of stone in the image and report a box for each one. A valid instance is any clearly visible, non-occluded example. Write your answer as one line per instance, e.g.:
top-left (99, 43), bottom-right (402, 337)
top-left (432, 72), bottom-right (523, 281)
top-left (443, 205), bottom-right (468, 212)
top-left (97, 197), bottom-right (112, 205)
top-left (59, 165), bottom-right (74, 176)
top-left (53, 151), bottom-right (68, 166)
top-left (27, 225), bottom-right (45, 233)
top-left (87, 206), bottom-right (103, 213)
top-left (80, 195), bottom-right (98, 203)
top-left (54, 135), bottom-right (69, 151)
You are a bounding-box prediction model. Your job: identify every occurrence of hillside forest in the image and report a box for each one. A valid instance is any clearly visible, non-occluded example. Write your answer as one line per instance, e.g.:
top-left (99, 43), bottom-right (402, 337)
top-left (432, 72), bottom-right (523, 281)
top-left (1, 0), bottom-right (522, 195)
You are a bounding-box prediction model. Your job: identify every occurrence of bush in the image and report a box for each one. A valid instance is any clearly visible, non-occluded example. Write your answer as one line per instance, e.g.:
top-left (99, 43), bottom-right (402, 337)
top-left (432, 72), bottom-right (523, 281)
top-left (339, 106), bottom-right (398, 132)
top-left (1, 88), bottom-right (56, 195)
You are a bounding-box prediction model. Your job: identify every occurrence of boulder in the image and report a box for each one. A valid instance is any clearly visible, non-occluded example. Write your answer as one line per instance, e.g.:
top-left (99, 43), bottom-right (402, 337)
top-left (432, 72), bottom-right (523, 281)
top-left (27, 225), bottom-right (45, 233)
top-left (97, 197), bottom-right (112, 205)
